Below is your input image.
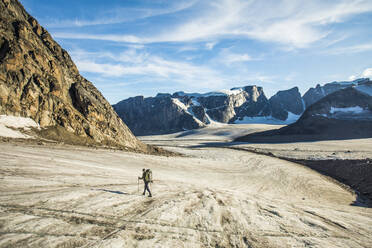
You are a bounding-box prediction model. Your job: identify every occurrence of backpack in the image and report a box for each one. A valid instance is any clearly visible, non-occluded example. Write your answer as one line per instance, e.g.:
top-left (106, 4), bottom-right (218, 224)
top-left (145, 169), bottom-right (152, 182)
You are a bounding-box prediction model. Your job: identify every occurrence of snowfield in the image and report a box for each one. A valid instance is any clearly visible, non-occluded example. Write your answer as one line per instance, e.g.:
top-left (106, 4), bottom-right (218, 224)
top-left (234, 111), bottom-right (300, 125)
top-left (0, 115), bottom-right (39, 139)
top-left (0, 124), bottom-right (372, 247)
top-left (329, 106), bottom-right (365, 114)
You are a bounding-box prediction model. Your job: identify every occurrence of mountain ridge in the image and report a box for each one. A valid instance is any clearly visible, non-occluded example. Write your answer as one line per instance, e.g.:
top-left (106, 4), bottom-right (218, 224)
top-left (113, 78), bottom-right (370, 136)
top-left (113, 85), bottom-right (305, 135)
top-left (235, 81), bottom-right (372, 142)
top-left (0, 0), bottom-right (144, 150)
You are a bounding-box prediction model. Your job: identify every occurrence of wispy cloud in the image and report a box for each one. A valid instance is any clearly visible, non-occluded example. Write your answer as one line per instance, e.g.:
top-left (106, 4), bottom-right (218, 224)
top-left (219, 52), bottom-right (254, 65)
top-left (71, 49), bottom-right (227, 89)
top-left (54, 33), bottom-right (144, 43)
top-left (70, 47), bottom-right (279, 96)
top-left (205, 42), bottom-right (217, 50)
top-left (327, 43), bottom-right (372, 55)
top-left (46, 0), bottom-right (197, 28)
top-left (53, 0), bottom-right (372, 48)
top-left (215, 48), bottom-right (260, 66)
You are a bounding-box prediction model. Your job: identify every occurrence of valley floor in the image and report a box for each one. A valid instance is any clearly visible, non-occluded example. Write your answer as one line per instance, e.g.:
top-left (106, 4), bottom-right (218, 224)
top-left (0, 124), bottom-right (372, 247)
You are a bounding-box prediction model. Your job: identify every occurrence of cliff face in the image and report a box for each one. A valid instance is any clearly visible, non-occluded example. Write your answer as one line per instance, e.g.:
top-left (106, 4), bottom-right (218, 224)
top-left (0, 0), bottom-right (141, 149)
top-left (228, 86), bottom-right (271, 122)
top-left (113, 85), bottom-right (305, 135)
top-left (113, 96), bottom-right (205, 136)
top-left (235, 82), bottom-right (372, 143)
top-left (187, 86), bottom-right (271, 123)
top-left (269, 87), bottom-right (304, 120)
top-left (114, 79), bottom-right (372, 136)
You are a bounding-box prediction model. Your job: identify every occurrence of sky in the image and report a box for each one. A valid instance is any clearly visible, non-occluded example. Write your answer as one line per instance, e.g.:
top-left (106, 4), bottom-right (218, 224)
top-left (20, 0), bottom-right (372, 104)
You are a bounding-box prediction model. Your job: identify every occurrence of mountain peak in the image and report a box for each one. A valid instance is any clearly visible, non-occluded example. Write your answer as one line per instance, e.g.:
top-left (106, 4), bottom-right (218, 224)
top-left (0, 0), bottom-right (143, 149)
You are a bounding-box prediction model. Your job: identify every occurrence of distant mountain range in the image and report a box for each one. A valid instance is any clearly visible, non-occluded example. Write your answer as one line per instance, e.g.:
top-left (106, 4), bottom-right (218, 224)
top-left (236, 79), bottom-right (372, 142)
top-left (113, 78), bottom-right (371, 136)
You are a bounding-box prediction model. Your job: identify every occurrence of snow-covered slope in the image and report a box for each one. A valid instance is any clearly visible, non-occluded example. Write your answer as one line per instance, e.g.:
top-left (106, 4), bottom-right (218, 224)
top-left (234, 112), bottom-right (301, 125)
top-left (0, 115), bottom-right (39, 138)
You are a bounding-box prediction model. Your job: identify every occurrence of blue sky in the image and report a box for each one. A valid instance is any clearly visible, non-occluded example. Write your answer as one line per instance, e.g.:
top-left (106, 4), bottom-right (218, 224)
top-left (20, 0), bottom-right (372, 104)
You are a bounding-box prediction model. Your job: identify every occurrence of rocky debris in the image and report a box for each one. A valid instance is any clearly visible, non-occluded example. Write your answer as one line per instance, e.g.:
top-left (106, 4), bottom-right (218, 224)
top-left (235, 86), bottom-right (372, 142)
top-left (302, 78), bottom-right (369, 108)
top-left (0, 0), bottom-right (143, 150)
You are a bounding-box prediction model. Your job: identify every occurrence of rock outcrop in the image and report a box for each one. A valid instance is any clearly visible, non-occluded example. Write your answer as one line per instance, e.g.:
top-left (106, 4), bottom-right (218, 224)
top-left (302, 78), bottom-right (369, 108)
top-left (235, 81), bottom-right (372, 143)
top-left (0, 0), bottom-right (142, 149)
top-left (113, 96), bottom-right (205, 136)
top-left (269, 87), bottom-right (304, 120)
top-left (229, 86), bottom-right (271, 122)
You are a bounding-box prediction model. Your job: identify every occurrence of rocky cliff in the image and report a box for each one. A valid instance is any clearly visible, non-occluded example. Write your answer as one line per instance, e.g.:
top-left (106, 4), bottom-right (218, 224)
top-left (114, 85), bottom-right (304, 135)
top-left (269, 87), bottom-right (304, 120)
top-left (113, 95), bottom-right (205, 136)
top-left (0, 0), bottom-right (142, 149)
top-left (176, 86), bottom-right (271, 124)
top-left (114, 78), bottom-right (371, 136)
top-left (302, 78), bottom-right (369, 108)
top-left (235, 81), bottom-right (372, 143)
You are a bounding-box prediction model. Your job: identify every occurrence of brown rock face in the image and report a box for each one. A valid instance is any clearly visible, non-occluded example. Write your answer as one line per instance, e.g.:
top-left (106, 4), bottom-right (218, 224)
top-left (0, 0), bottom-right (142, 149)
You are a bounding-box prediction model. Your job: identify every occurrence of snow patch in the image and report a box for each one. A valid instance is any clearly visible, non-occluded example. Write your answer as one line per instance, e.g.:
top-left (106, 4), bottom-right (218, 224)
top-left (320, 87), bottom-right (325, 96)
top-left (204, 113), bottom-right (226, 127)
top-left (172, 98), bottom-right (188, 111)
top-left (301, 98), bottom-right (306, 111)
top-left (0, 115), bottom-right (39, 129)
top-left (329, 106), bottom-right (365, 114)
top-left (172, 99), bottom-right (205, 126)
top-left (235, 112), bottom-right (300, 125)
top-left (174, 88), bottom-right (244, 99)
top-left (328, 78), bottom-right (366, 86)
top-left (286, 112), bottom-right (301, 123)
top-left (322, 106), bottom-right (372, 120)
top-left (219, 88), bottom-right (244, 95)
top-left (191, 98), bottom-right (200, 106)
top-left (0, 115), bottom-right (39, 139)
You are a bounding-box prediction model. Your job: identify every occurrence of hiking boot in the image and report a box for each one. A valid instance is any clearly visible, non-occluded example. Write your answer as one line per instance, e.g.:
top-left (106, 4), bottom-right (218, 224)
top-left (142, 193), bottom-right (145, 195)
top-left (148, 195), bottom-right (152, 197)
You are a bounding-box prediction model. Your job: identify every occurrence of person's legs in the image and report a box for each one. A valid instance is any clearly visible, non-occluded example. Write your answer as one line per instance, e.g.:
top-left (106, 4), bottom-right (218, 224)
top-left (144, 182), bottom-right (152, 197)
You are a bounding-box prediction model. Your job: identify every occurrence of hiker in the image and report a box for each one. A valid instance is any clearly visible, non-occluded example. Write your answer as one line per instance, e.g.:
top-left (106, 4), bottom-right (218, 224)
top-left (138, 168), bottom-right (152, 197)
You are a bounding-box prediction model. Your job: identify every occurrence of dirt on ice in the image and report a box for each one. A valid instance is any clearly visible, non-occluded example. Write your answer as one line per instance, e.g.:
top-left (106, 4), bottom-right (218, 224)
top-left (0, 124), bottom-right (372, 247)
